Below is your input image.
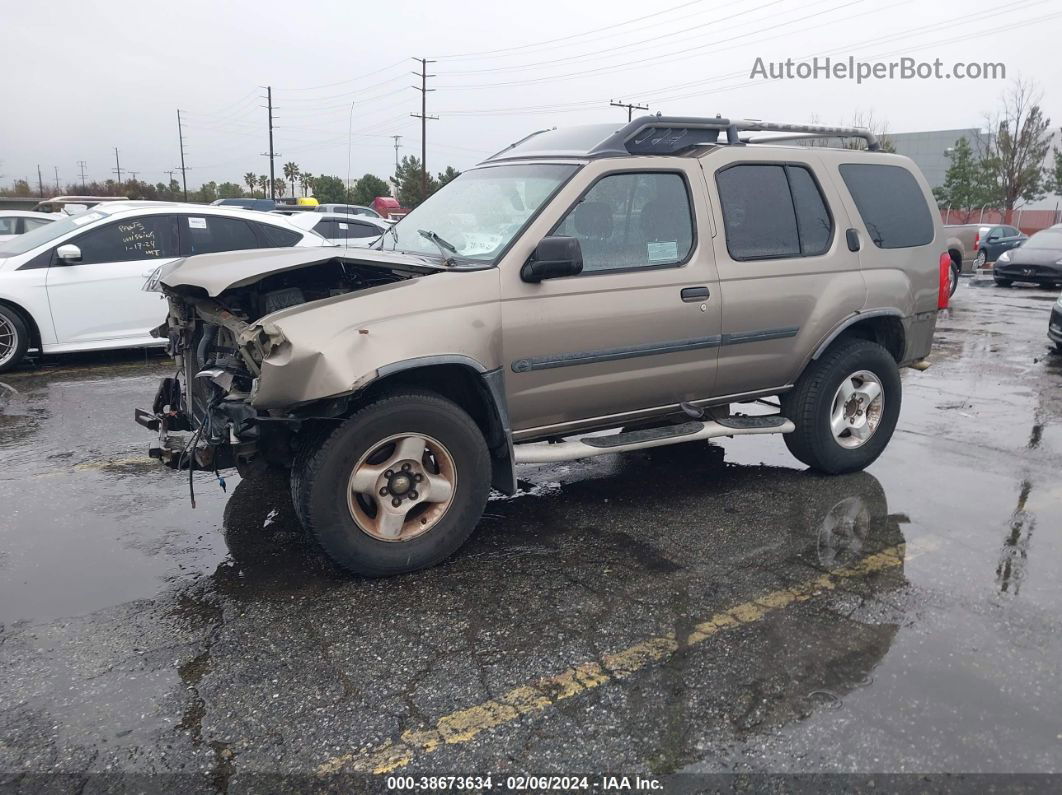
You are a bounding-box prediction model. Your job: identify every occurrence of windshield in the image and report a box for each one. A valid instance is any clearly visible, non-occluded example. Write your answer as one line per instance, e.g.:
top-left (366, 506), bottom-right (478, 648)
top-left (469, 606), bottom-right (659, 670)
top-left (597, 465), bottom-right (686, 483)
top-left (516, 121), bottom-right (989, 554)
top-left (381, 163), bottom-right (578, 263)
top-left (1023, 231), bottom-right (1062, 250)
top-left (0, 210), bottom-right (106, 257)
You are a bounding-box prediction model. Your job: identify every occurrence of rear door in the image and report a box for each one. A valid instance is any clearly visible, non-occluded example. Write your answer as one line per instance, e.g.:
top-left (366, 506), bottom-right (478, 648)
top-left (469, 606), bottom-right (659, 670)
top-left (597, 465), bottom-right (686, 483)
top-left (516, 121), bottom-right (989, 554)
top-left (44, 214), bottom-right (179, 344)
top-left (704, 151), bottom-right (865, 397)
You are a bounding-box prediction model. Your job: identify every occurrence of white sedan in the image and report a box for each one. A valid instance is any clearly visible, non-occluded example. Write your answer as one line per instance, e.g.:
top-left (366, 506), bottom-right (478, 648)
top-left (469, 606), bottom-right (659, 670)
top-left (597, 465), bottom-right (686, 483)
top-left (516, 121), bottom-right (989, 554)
top-left (286, 212), bottom-right (390, 247)
top-left (0, 211), bottom-right (58, 243)
top-left (0, 201), bottom-right (328, 372)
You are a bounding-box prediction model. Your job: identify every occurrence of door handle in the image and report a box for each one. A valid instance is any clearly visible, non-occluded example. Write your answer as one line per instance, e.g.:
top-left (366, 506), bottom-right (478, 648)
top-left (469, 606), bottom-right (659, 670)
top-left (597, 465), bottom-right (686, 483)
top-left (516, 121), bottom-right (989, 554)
top-left (846, 228), bottom-right (860, 252)
top-left (681, 286), bottom-right (710, 302)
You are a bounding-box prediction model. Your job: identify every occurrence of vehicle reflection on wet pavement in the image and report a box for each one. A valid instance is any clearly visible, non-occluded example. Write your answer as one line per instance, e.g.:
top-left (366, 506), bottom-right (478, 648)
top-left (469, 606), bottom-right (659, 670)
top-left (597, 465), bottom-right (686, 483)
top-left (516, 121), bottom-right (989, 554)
top-left (1, 284), bottom-right (1061, 785)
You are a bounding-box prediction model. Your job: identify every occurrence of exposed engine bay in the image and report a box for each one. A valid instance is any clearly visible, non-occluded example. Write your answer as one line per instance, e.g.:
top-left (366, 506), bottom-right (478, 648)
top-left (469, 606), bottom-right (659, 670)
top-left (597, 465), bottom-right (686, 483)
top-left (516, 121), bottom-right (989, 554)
top-left (136, 256), bottom-right (421, 478)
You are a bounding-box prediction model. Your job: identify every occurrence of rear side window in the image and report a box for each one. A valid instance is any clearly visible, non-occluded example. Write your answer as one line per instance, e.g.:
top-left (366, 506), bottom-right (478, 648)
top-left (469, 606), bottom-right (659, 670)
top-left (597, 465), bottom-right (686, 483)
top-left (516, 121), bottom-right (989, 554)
top-left (0, 217), bottom-right (18, 235)
top-left (184, 215), bottom-right (259, 255)
top-left (715, 163), bottom-right (833, 260)
top-left (345, 221), bottom-right (381, 238)
top-left (73, 216), bottom-right (180, 264)
top-left (313, 219), bottom-right (337, 238)
top-left (256, 223), bottom-right (301, 247)
top-left (839, 164), bottom-right (933, 249)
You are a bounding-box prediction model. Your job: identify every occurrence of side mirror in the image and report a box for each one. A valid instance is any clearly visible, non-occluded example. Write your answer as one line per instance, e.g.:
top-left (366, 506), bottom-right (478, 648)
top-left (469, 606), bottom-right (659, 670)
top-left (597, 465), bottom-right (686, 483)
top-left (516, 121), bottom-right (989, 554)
top-left (521, 236), bottom-right (583, 283)
top-left (56, 244), bottom-right (82, 264)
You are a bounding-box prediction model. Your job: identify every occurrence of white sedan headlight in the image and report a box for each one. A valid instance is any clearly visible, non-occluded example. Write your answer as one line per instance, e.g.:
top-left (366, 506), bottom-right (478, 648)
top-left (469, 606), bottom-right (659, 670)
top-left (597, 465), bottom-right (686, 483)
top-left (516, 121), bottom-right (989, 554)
top-left (996, 250), bottom-right (1011, 263)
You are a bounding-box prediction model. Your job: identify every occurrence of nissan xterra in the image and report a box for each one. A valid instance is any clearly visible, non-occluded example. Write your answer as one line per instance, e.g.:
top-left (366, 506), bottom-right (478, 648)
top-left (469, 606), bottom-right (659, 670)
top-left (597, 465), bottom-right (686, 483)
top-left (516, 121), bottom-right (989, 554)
top-left (138, 116), bottom-right (947, 576)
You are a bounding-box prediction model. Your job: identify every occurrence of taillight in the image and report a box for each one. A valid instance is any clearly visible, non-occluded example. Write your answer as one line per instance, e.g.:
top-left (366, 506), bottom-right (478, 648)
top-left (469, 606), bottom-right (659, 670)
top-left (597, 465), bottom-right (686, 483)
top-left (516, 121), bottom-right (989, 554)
top-left (938, 252), bottom-right (951, 309)
top-left (973, 232), bottom-right (980, 252)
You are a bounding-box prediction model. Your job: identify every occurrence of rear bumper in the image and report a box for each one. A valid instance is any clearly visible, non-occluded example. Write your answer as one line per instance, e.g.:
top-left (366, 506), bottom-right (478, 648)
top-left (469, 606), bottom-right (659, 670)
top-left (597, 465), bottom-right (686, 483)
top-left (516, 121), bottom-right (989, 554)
top-left (994, 262), bottom-right (1062, 282)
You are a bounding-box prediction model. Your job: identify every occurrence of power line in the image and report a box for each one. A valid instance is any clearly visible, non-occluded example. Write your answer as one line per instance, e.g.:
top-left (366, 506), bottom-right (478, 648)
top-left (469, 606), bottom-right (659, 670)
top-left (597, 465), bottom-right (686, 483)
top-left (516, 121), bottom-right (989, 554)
top-left (411, 58), bottom-right (438, 197)
top-left (431, 0), bottom-right (704, 59)
top-left (610, 100), bottom-right (649, 122)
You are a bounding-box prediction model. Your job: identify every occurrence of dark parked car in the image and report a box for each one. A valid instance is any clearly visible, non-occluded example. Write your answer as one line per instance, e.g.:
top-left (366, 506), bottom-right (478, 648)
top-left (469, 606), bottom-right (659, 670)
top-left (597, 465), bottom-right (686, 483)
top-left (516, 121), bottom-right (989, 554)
top-left (1049, 294), bottom-right (1062, 352)
top-left (976, 224), bottom-right (1026, 268)
top-left (994, 228), bottom-right (1062, 288)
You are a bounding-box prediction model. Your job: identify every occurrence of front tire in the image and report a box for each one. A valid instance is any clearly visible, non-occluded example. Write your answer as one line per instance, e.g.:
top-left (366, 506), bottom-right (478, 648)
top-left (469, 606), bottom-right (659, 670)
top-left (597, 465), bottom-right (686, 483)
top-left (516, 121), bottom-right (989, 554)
top-left (291, 391), bottom-right (491, 577)
top-left (0, 305), bottom-right (29, 374)
top-left (781, 339), bottom-right (901, 474)
top-left (975, 250), bottom-right (987, 269)
top-left (948, 263), bottom-right (960, 297)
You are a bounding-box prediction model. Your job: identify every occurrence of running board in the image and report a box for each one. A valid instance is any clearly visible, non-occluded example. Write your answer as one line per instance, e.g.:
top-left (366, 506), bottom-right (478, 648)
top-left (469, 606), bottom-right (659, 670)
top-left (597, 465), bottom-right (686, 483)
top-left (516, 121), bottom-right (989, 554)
top-left (513, 416), bottom-right (794, 464)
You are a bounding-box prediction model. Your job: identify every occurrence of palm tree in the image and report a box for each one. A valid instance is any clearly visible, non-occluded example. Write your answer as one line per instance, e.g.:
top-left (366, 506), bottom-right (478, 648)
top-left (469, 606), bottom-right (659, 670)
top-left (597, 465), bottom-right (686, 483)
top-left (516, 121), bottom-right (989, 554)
top-left (300, 172), bottom-right (314, 197)
top-left (257, 175), bottom-right (268, 197)
top-left (283, 162), bottom-right (300, 200)
top-left (244, 172), bottom-right (258, 197)
top-left (273, 178), bottom-right (287, 200)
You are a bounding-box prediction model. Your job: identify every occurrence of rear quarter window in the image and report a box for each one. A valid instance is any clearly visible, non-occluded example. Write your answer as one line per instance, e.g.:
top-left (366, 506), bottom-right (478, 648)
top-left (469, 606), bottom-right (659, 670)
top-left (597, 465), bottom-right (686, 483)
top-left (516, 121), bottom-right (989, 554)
top-left (839, 163), bottom-right (933, 249)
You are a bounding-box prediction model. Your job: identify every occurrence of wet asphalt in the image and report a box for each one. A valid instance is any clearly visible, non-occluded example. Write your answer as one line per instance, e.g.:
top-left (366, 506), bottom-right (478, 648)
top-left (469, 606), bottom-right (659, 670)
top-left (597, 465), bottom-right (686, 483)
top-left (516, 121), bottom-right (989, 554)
top-left (1, 280), bottom-right (1061, 791)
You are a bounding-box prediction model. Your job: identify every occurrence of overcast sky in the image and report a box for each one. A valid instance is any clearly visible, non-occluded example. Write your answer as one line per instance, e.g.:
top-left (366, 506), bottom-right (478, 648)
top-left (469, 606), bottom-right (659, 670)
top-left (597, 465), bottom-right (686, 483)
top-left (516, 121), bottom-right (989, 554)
top-left (2, 0), bottom-right (1059, 192)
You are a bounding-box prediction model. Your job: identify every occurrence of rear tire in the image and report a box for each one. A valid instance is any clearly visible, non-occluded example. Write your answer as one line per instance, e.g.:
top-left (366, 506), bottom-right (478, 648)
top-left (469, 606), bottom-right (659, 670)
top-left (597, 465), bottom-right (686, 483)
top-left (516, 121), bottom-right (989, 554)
top-left (975, 250), bottom-right (987, 269)
top-left (291, 391), bottom-right (491, 577)
top-left (994, 278), bottom-right (1013, 287)
top-left (0, 305), bottom-right (29, 374)
top-left (781, 339), bottom-right (901, 475)
top-left (948, 263), bottom-right (960, 297)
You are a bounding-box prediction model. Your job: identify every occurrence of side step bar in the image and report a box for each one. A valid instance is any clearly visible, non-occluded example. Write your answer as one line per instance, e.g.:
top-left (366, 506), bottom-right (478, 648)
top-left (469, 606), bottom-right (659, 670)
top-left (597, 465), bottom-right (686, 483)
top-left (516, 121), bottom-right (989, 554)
top-left (513, 416), bottom-right (794, 464)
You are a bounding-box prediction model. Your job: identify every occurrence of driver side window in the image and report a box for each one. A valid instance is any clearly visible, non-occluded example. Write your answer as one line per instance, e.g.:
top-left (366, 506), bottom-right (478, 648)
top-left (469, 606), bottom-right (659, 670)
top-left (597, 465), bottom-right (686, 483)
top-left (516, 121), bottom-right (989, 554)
top-left (552, 172), bottom-right (694, 273)
top-left (71, 216), bottom-right (180, 265)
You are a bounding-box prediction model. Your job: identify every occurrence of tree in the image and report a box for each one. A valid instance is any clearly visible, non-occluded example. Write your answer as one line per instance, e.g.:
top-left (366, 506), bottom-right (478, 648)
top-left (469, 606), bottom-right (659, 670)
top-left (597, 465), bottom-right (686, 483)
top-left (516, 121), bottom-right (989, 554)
top-left (12, 179), bottom-right (31, 197)
top-left (257, 175), bottom-right (268, 197)
top-left (391, 155), bottom-right (438, 207)
top-left (312, 174), bottom-right (347, 204)
top-left (282, 162), bottom-right (300, 199)
top-left (348, 173), bottom-right (390, 205)
top-left (932, 137), bottom-right (994, 218)
top-left (1044, 144), bottom-right (1062, 198)
top-left (218, 182), bottom-right (244, 199)
top-left (979, 78), bottom-right (1053, 216)
top-left (300, 172), bottom-right (314, 197)
top-left (244, 172), bottom-right (258, 197)
top-left (273, 178), bottom-right (287, 200)
top-left (437, 166), bottom-right (461, 188)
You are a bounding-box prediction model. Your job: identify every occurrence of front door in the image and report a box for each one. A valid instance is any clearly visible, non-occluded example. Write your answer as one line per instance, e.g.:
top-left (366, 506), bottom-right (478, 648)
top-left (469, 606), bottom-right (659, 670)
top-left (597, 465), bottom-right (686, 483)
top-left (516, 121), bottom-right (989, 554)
top-left (501, 161), bottom-right (721, 437)
top-left (704, 152), bottom-right (866, 397)
top-left (45, 215), bottom-right (179, 344)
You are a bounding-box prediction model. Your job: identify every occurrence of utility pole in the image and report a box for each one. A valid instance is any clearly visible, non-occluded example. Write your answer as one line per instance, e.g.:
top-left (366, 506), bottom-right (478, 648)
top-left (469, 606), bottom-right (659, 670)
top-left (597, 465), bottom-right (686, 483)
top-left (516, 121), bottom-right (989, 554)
top-left (36, 165), bottom-right (45, 198)
top-left (53, 166), bottom-right (60, 193)
top-left (128, 171), bottom-right (140, 181)
top-left (176, 109), bottom-right (189, 201)
top-left (262, 86), bottom-right (277, 200)
top-left (113, 147), bottom-right (122, 184)
top-left (392, 134), bottom-right (402, 173)
top-left (77, 161), bottom-right (88, 192)
top-left (411, 58), bottom-right (438, 199)
top-left (610, 99), bottom-right (649, 122)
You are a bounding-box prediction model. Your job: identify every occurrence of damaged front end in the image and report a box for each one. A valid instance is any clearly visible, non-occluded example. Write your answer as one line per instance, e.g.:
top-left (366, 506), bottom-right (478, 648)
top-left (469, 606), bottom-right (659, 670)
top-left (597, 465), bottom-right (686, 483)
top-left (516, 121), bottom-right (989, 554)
top-left (135, 252), bottom-right (421, 475)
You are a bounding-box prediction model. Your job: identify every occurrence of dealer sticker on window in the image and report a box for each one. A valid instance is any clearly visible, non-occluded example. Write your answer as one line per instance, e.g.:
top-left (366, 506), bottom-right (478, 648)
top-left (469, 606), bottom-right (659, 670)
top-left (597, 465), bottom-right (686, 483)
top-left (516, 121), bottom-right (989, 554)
top-left (647, 241), bottom-right (678, 264)
top-left (189, 217), bottom-right (207, 229)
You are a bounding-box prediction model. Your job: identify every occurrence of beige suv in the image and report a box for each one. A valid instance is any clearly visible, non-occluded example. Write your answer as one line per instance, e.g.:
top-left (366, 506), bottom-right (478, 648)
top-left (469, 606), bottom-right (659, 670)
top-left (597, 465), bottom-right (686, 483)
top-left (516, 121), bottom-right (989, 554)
top-left (138, 116), bottom-right (948, 576)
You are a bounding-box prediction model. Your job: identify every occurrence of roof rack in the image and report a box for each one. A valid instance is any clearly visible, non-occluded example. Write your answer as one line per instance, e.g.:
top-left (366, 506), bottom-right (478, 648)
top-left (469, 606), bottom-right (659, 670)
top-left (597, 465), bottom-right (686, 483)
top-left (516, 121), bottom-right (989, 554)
top-left (483, 115), bottom-right (880, 163)
top-left (589, 116), bottom-right (880, 156)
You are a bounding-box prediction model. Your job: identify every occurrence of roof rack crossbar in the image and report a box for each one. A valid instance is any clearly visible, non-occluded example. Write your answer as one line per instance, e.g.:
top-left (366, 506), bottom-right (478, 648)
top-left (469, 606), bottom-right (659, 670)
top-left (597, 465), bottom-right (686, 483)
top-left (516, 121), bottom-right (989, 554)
top-left (730, 120), bottom-right (880, 151)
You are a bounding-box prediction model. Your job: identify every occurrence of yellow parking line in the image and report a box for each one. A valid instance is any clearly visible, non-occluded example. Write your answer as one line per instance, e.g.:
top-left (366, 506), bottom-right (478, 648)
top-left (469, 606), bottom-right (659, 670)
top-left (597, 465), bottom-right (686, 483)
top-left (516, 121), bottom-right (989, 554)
top-left (318, 537), bottom-right (936, 776)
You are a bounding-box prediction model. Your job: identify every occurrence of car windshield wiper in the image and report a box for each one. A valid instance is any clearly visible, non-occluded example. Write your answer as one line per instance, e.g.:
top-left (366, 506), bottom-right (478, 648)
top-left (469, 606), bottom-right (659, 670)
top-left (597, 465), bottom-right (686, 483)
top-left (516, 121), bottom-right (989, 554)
top-left (376, 222), bottom-right (399, 250)
top-left (418, 229), bottom-right (458, 265)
